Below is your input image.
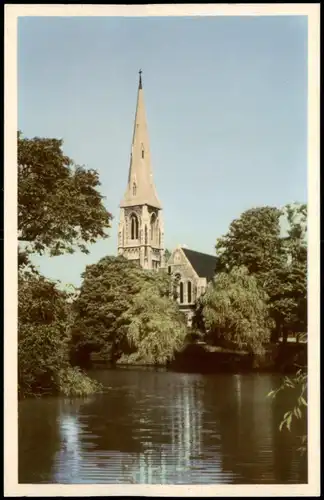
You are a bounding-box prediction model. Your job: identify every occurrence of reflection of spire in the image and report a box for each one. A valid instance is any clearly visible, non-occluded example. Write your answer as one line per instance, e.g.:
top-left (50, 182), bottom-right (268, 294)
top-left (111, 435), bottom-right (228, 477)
top-left (54, 412), bottom-right (81, 482)
top-left (112, 395), bottom-right (204, 484)
top-left (169, 375), bottom-right (203, 476)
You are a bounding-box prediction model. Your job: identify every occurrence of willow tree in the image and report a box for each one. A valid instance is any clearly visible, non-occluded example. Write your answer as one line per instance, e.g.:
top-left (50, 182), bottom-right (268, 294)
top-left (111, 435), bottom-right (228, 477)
top-left (71, 256), bottom-right (187, 365)
top-left (199, 266), bottom-right (272, 354)
top-left (121, 283), bottom-right (187, 365)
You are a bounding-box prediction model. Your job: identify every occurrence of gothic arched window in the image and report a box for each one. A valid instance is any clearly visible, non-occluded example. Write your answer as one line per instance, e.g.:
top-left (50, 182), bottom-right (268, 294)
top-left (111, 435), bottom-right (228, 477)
top-left (132, 182), bottom-right (137, 196)
top-left (151, 214), bottom-right (157, 243)
top-left (145, 225), bottom-right (148, 245)
top-left (187, 281), bottom-right (192, 303)
top-left (179, 282), bottom-right (184, 304)
top-left (131, 214), bottom-right (139, 240)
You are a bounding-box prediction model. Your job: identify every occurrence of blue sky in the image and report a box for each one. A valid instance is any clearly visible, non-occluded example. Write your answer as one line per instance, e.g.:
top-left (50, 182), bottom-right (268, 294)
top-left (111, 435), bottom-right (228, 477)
top-left (18, 15), bottom-right (308, 287)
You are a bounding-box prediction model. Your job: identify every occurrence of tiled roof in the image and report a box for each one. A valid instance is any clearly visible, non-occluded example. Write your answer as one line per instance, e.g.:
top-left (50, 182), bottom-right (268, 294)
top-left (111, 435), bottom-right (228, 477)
top-left (182, 248), bottom-right (217, 281)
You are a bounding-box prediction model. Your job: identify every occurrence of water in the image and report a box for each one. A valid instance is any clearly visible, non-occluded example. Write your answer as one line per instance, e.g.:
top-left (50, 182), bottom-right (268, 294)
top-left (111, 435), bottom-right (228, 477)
top-left (18, 369), bottom-right (307, 484)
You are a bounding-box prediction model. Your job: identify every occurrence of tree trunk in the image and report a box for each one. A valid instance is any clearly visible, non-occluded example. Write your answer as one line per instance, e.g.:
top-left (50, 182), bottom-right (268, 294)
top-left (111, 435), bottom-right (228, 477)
top-left (282, 326), bottom-right (288, 344)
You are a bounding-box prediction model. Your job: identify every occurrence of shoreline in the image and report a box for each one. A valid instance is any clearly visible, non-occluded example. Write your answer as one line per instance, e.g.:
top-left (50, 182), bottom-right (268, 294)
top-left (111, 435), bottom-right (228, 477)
top-left (89, 341), bottom-right (307, 375)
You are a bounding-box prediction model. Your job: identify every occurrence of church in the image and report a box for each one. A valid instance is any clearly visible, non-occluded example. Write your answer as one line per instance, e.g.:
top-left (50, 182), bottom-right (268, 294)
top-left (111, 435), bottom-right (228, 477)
top-left (117, 71), bottom-right (217, 324)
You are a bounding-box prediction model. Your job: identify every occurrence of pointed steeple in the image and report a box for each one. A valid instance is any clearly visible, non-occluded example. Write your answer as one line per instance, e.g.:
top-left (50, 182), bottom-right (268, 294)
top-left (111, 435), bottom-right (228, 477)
top-left (120, 70), bottom-right (162, 209)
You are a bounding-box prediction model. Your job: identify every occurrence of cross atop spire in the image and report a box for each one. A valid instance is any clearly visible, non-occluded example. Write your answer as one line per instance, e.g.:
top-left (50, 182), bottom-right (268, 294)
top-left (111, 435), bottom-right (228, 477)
top-left (139, 69), bottom-right (143, 89)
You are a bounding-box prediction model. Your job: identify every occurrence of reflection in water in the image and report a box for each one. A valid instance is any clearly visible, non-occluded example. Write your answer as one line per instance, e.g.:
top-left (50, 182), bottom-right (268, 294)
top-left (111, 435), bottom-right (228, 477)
top-left (18, 371), bottom-right (307, 484)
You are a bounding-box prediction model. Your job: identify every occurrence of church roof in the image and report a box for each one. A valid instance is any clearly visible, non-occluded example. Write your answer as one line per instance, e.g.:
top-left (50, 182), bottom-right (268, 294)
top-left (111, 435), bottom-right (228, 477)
top-left (182, 248), bottom-right (218, 281)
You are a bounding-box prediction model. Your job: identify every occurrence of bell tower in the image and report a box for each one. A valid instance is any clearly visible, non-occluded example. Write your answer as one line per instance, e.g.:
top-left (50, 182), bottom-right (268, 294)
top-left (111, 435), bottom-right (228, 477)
top-left (118, 71), bottom-right (165, 270)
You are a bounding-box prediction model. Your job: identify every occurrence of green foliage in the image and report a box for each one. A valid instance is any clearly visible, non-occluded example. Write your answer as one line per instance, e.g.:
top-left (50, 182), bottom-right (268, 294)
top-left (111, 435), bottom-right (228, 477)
top-left (71, 256), bottom-right (187, 365)
top-left (71, 256), bottom-right (147, 362)
top-left (123, 286), bottom-right (187, 364)
top-left (215, 204), bottom-right (307, 342)
top-left (272, 203), bottom-right (307, 341)
top-left (216, 206), bottom-right (283, 276)
top-left (18, 131), bottom-right (114, 397)
top-left (268, 367), bottom-right (307, 454)
top-left (18, 269), bottom-right (100, 399)
top-left (18, 270), bottom-right (69, 398)
top-left (57, 367), bottom-right (101, 397)
top-left (18, 131), bottom-right (112, 258)
top-left (198, 266), bottom-right (271, 354)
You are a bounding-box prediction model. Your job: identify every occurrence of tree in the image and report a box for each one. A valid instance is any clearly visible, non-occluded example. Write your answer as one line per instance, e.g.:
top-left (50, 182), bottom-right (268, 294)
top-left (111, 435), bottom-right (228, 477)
top-left (18, 268), bottom-right (100, 398)
top-left (281, 203), bottom-right (307, 341)
top-left (18, 131), bottom-right (111, 397)
top-left (216, 206), bottom-right (283, 277)
top-left (121, 283), bottom-right (187, 365)
top-left (265, 204), bottom-right (307, 342)
top-left (18, 269), bottom-right (70, 397)
top-left (215, 204), bottom-right (307, 343)
top-left (18, 131), bottom-right (112, 258)
top-left (70, 256), bottom-right (187, 365)
top-left (70, 256), bottom-right (142, 364)
top-left (198, 266), bottom-right (272, 354)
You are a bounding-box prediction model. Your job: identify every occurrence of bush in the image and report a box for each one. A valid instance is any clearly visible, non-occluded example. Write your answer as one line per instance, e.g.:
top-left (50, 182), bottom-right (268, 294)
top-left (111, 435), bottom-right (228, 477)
top-left (56, 367), bottom-right (102, 397)
top-left (18, 270), bottom-right (100, 398)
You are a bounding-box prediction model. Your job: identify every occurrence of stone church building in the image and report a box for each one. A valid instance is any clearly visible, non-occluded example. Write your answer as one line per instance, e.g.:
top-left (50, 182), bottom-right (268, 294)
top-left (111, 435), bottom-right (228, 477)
top-left (118, 72), bottom-right (217, 323)
top-left (166, 245), bottom-right (217, 324)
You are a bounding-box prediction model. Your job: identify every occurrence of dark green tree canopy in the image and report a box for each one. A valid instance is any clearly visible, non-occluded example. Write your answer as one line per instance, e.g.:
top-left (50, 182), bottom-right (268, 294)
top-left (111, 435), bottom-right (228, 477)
top-left (18, 131), bottom-right (112, 257)
top-left (270, 203), bottom-right (307, 339)
top-left (216, 206), bottom-right (283, 276)
top-left (18, 270), bottom-right (70, 397)
top-left (214, 203), bottom-right (307, 342)
top-left (71, 256), bottom-right (187, 364)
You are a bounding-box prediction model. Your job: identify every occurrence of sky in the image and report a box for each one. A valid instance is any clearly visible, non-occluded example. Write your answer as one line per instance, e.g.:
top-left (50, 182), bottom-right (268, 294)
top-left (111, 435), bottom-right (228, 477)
top-left (18, 15), bottom-right (308, 288)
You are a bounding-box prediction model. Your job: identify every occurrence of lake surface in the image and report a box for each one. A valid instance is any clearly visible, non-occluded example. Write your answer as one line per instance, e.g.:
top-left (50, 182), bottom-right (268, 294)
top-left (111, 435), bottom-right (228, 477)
top-left (19, 369), bottom-right (307, 484)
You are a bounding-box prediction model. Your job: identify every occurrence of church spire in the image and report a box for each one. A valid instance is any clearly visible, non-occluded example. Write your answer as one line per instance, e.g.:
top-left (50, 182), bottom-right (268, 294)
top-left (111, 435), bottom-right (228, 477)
top-left (120, 70), bottom-right (161, 209)
top-left (118, 71), bottom-right (165, 270)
